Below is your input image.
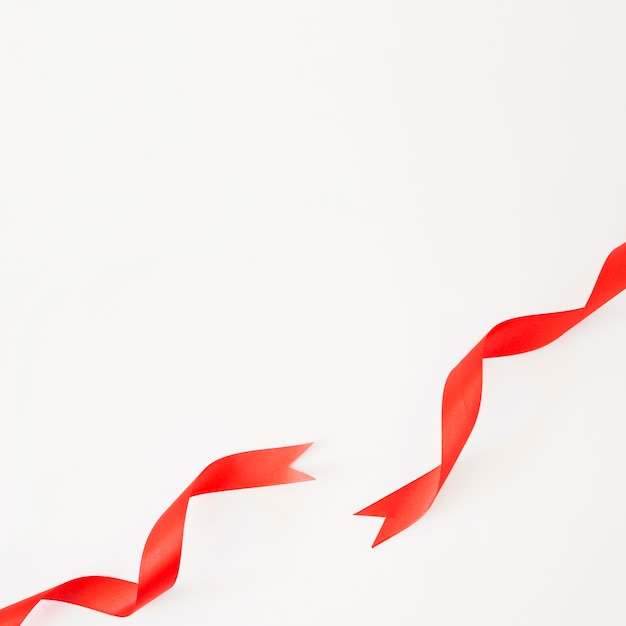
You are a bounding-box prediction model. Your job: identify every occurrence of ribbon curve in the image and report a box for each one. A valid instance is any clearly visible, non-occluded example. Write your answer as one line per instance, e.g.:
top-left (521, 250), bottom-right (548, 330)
top-left (0, 443), bottom-right (314, 625)
top-left (356, 242), bottom-right (626, 546)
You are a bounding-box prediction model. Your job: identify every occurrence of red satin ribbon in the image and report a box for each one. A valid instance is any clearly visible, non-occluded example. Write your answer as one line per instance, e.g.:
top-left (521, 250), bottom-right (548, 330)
top-left (0, 444), bottom-right (314, 625)
top-left (3, 244), bottom-right (625, 624)
top-left (356, 242), bottom-right (626, 546)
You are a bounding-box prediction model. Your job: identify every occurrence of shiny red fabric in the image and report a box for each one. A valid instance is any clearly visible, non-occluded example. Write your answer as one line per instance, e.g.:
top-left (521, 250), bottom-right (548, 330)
top-left (357, 242), bottom-right (626, 546)
top-left (0, 444), bottom-right (314, 625)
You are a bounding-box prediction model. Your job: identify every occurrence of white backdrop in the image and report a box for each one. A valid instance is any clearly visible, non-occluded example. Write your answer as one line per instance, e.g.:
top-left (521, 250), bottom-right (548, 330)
top-left (1, 2), bottom-right (626, 624)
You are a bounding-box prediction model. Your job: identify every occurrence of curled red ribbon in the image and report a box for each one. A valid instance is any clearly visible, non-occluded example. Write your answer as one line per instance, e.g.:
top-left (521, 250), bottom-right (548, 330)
top-left (0, 443), bottom-right (314, 625)
top-left (356, 242), bottom-right (626, 546)
top-left (3, 243), bottom-right (625, 625)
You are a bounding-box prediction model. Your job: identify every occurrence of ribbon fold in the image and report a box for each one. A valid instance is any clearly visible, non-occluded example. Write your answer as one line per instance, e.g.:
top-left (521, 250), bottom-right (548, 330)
top-left (356, 242), bottom-right (626, 546)
top-left (0, 443), bottom-right (314, 625)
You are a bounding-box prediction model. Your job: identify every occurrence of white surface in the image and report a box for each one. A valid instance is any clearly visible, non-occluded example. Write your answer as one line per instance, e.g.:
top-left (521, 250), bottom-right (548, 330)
top-left (1, 2), bottom-right (626, 624)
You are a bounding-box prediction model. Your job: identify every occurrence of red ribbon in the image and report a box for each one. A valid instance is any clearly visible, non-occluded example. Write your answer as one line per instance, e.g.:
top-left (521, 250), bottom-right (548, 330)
top-left (356, 242), bottom-right (626, 546)
top-left (0, 444), bottom-right (314, 625)
top-left (4, 244), bottom-right (626, 624)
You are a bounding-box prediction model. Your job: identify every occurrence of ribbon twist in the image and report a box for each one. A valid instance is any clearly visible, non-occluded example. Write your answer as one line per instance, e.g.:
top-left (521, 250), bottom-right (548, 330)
top-left (0, 443), bottom-right (314, 625)
top-left (357, 242), bottom-right (626, 546)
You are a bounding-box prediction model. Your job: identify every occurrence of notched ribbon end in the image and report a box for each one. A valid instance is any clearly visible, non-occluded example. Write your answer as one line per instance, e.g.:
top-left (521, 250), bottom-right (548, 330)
top-left (353, 508), bottom-right (412, 548)
top-left (281, 442), bottom-right (316, 484)
top-left (354, 466), bottom-right (442, 548)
